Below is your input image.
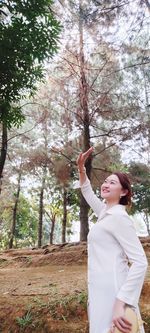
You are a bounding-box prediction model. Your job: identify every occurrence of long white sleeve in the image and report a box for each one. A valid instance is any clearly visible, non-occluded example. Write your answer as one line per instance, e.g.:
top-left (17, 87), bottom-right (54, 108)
top-left (81, 177), bottom-right (105, 217)
top-left (112, 215), bottom-right (148, 306)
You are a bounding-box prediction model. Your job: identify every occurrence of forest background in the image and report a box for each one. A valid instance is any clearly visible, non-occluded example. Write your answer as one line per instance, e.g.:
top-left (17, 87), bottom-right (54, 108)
top-left (0, 0), bottom-right (150, 250)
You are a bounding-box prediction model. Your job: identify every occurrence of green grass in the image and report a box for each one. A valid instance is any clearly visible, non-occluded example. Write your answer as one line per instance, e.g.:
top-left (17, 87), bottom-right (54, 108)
top-left (32, 291), bottom-right (88, 321)
top-left (16, 310), bottom-right (33, 328)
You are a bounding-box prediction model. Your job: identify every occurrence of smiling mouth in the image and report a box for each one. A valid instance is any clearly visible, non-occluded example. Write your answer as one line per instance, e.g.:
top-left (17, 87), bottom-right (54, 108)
top-left (102, 190), bottom-right (110, 193)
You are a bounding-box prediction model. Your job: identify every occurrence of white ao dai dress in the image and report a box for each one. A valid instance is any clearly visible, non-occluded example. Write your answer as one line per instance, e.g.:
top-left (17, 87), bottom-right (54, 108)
top-left (80, 178), bottom-right (148, 333)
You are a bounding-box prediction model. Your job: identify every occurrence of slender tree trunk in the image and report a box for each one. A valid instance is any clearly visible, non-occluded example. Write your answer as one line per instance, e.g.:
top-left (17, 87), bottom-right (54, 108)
top-left (144, 209), bottom-right (150, 236)
top-left (62, 187), bottom-right (67, 243)
top-left (143, 68), bottom-right (150, 164)
top-left (0, 119), bottom-right (8, 194)
top-left (38, 165), bottom-right (47, 248)
top-left (50, 215), bottom-right (55, 244)
top-left (9, 171), bottom-right (21, 249)
top-left (79, 0), bottom-right (92, 241)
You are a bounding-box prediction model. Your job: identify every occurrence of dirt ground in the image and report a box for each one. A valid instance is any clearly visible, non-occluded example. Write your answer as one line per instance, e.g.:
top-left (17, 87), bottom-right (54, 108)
top-left (0, 241), bottom-right (150, 333)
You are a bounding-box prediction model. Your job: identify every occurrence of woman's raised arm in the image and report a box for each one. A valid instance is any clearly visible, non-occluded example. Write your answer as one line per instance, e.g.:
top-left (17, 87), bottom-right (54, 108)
top-left (76, 147), bottom-right (94, 186)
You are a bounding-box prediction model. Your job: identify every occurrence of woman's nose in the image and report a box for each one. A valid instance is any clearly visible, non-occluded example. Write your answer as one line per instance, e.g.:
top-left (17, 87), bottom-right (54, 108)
top-left (103, 184), bottom-right (109, 189)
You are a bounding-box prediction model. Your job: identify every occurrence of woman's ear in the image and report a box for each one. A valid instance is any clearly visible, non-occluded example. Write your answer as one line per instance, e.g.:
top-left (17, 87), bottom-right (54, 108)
top-left (120, 189), bottom-right (128, 198)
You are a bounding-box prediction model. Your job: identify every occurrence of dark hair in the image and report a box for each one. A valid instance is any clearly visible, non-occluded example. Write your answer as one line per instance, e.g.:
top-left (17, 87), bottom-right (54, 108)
top-left (113, 172), bottom-right (132, 206)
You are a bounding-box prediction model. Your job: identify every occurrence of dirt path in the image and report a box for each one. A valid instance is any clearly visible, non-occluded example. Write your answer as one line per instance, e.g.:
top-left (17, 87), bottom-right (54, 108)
top-left (0, 265), bottom-right (88, 333)
top-left (0, 244), bottom-right (88, 332)
top-left (0, 265), bottom-right (87, 298)
top-left (0, 243), bottom-right (150, 333)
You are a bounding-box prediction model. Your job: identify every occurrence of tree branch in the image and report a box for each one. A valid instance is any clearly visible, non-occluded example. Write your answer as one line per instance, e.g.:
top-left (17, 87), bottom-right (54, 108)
top-left (93, 143), bottom-right (116, 157)
top-left (51, 148), bottom-right (74, 164)
top-left (103, 61), bottom-right (150, 77)
top-left (7, 124), bottom-right (38, 142)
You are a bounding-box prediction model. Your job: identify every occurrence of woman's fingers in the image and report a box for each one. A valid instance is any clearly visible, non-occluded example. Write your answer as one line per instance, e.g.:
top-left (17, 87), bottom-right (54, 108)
top-left (82, 147), bottom-right (94, 160)
top-left (76, 147), bottom-right (94, 167)
top-left (76, 152), bottom-right (83, 164)
top-left (113, 317), bottom-right (132, 333)
top-left (79, 147), bottom-right (94, 163)
top-left (121, 317), bottom-right (132, 326)
top-left (113, 322), bottom-right (130, 333)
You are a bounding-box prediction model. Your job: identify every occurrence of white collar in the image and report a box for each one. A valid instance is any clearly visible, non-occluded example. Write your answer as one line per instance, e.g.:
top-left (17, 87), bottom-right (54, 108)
top-left (105, 204), bottom-right (126, 214)
top-left (98, 204), bottom-right (127, 220)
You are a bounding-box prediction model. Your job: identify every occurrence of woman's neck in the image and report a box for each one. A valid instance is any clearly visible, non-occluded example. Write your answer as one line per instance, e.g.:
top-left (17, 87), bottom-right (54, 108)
top-left (106, 201), bottom-right (119, 209)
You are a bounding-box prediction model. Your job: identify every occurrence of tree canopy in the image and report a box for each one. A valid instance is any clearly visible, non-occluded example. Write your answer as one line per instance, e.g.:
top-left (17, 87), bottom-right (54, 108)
top-left (0, 0), bottom-right (61, 127)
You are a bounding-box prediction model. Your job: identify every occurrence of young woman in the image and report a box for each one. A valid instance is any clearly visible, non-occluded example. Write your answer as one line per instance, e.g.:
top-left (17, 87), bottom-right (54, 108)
top-left (76, 147), bottom-right (148, 333)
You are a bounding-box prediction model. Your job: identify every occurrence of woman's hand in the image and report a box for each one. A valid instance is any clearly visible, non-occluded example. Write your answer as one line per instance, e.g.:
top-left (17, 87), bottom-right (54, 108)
top-left (76, 147), bottom-right (94, 171)
top-left (110, 299), bottom-right (132, 333)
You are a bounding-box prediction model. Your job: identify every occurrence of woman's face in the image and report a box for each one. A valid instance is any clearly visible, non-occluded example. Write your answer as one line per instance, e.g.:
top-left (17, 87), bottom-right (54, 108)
top-left (101, 174), bottom-right (126, 204)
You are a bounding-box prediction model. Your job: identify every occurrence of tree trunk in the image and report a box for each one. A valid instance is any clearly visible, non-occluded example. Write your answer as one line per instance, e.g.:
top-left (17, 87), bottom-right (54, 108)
top-left (79, 0), bottom-right (92, 241)
top-left (50, 215), bottom-right (56, 245)
top-left (143, 209), bottom-right (150, 236)
top-left (9, 171), bottom-right (21, 249)
top-left (62, 187), bottom-right (67, 243)
top-left (0, 120), bottom-right (8, 194)
top-left (143, 67), bottom-right (150, 165)
top-left (38, 165), bottom-right (47, 248)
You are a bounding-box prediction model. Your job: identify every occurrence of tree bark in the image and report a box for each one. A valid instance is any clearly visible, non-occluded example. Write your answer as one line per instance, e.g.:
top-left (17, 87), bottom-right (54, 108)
top-left (62, 187), bottom-right (67, 243)
top-left (143, 67), bottom-right (150, 165)
top-left (79, 0), bottom-right (92, 241)
top-left (0, 120), bottom-right (8, 194)
top-left (143, 209), bottom-right (150, 236)
top-left (50, 215), bottom-right (56, 244)
top-left (9, 171), bottom-right (21, 249)
top-left (38, 165), bottom-right (47, 248)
